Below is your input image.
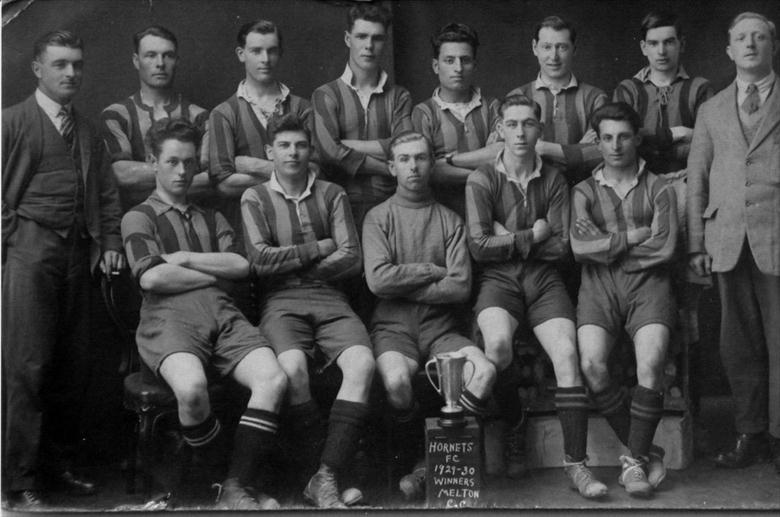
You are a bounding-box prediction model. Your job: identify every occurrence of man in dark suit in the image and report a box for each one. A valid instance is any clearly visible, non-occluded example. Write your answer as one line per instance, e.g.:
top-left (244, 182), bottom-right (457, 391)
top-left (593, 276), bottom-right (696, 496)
top-left (2, 30), bottom-right (124, 508)
top-left (687, 12), bottom-right (780, 473)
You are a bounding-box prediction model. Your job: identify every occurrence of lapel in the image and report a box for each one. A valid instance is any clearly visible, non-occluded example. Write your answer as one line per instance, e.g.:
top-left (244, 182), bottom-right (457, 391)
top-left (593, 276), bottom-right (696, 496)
top-left (720, 83), bottom-right (751, 151)
top-left (74, 109), bottom-right (92, 183)
top-left (23, 94), bottom-right (45, 165)
top-left (748, 76), bottom-right (780, 154)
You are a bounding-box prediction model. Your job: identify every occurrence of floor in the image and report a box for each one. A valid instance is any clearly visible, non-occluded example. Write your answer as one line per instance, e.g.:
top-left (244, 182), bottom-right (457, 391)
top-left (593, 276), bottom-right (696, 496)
top-left (4, 396), bottom-right (779, 514)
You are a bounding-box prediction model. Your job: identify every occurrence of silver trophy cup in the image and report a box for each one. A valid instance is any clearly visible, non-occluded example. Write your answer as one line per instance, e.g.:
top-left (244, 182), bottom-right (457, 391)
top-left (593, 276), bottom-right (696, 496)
top-left (425, 352), bottom-right (476, 427)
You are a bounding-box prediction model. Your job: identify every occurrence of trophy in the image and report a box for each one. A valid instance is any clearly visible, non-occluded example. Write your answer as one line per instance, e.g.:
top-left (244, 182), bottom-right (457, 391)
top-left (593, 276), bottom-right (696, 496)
top-left (425, 352), bottom-right (475, 427)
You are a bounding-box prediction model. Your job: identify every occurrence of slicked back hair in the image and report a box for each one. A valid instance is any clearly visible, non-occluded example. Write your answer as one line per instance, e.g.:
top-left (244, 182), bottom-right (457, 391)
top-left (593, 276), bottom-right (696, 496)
top-left (431, 23), bottom-right (479, 59)
top-left (33, 30), bottom-right (83, 61)
top-left (590, 102), bottom-right (642, 137)
top-left (133, 25), bottom-right (178, 53)
top-left (640, 11), bottom-right (683, 41)
top-left (237, 19), bottom-right (283, 51)
top-left (534, 16), bottom-right (577, 45)
top-left (146, 118), bottom-right (201, 158)
top-left (388, 131), bottom-right (432, 160)
top-left (499, 94), bottom-right (542, 121)
top-left (728, 11), bottom-right (776, 43)
top-left (347, 3), bottom-right (392, 32)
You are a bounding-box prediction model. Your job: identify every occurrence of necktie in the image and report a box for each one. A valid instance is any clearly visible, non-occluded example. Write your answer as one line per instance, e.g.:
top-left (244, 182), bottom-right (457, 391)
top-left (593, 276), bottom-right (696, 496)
top-left (741, 83), bottom-right (760, 115)
top-left (58, 107), bottom-right (75, 149)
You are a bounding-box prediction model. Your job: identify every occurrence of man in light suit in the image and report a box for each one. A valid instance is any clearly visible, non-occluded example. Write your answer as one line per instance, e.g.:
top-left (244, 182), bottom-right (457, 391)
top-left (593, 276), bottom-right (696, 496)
top-left (2, 30), bottom-right (124, 508)
top-left (687, 12), bottom-right (780, 473)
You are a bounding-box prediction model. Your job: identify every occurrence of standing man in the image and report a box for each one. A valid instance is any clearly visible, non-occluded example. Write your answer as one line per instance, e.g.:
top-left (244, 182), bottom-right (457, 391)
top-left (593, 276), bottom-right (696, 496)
top-left (100, 25), bottom-right (210, 212)
top-left (363, 131), bottom-right (496, 500)
top-left (2, 30), bottom-right (124, 509)
top-left (122, 118), bottom-right (287, 510)
top-left (572, 102), bottom-right (678, 498)
top-left (209, 20), bottom-right (314, 233)
top-left (242, 115), bottom-right (375, 508)
top-left (312, 2), bottom-right (413, 232)
top-left (412, 23), bottom-right (502, 218)
top-left (613, 11), bottom-right (713, 176)
top-left (688, 12), bottom-right (780, 473)
top-left (466, 95), bottom-right (606, 499)
top-left (508, 16), bottom-right (607, 187)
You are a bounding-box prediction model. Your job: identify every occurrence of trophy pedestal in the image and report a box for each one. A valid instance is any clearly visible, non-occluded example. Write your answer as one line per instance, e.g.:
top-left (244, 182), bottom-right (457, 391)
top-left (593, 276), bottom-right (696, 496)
top-left (438, 408), bottom-right (467, 428)
top-left (424, 416), bottom-right (482, 508)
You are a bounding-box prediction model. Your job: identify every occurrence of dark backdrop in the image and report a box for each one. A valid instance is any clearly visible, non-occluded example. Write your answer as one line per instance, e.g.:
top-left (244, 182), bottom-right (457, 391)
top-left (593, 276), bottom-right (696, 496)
top-left (3, 0), bottom-right (779, 462)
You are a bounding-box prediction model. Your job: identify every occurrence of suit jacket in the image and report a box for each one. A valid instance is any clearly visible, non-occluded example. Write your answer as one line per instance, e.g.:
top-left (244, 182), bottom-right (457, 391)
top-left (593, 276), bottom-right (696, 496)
top-left (687, 77), bottom-right (780, 275)
top-left (2, 94), bottom-right (122, 269)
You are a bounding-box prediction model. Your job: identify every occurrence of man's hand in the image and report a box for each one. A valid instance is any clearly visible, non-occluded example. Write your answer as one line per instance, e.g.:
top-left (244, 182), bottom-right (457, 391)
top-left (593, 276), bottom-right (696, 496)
top-left (317, 238), bottom-right (336, 258)
top-left (579, 128), bottom-right (598, 144)
top-left (574, 217), bottom-right (602, 237)
top-left (670, 126), bottom-right (693, 144)
top-left (627, 226), bottom-right (652, 246)
top-left (493, 220), bottom-right (511, 236)
top-left (688, 252), bottom-right (712, 277)
top-left (100, 250), bottom-right (126, 275)
top-left (161, 250), bottom-right (190, 267)
top-left (532, 219), bottom-right (551, 243)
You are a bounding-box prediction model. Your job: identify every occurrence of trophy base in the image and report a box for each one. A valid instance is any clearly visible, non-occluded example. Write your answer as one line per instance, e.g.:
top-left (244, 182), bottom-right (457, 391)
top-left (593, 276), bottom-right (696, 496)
top-left (438, 408), bottom-right (467, 428)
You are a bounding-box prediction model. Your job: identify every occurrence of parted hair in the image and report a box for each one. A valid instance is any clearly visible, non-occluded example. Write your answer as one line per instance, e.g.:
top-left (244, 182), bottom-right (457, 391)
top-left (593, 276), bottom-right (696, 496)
top-left (133, 25), bottom-right (178, 53)
top-left (347, 3), bottom-right (392, 31)
top-left (728, 12), bottom-right (776, 43)
top-left (499, 94), bottom-right (542, 120)
top-left (33, 30), bottom-right (83, 60)
top-left (237, 19), bottom-right (282, 50)
top-left (640, 11), bottom-right (683, 40)
top-left (388, 131), bottom-right (432, 160)
top-left (431, 23), bottom-right (479, 58)
top-left (146, 118), bottom-right (202, 158)
top-left (589, 102), bottom-right (642, 136)
top-left (268, 114), bottom-right (311, 143)
top-left (534, 16), bottom-right (577, 45)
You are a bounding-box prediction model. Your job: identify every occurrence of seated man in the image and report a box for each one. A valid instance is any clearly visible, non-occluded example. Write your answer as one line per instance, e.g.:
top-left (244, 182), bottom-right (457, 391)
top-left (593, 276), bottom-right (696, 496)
top-left (241, 114), bottom-right (375, 509)
top-left (466, 94), bottom-right (606, 499)
top-left (363, 131), bottom-right (497, 500)
top-left (121, 118), bottom-right (286, 510)
top-left (571, 102), bottom-right (678, 498)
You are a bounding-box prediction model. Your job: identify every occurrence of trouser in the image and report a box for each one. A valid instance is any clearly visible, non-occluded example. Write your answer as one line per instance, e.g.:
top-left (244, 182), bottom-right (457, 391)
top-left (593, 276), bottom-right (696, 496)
top-left (2, 218), bottom-right (92, 491)
top-left (717, 245), bottom-right (780, 438)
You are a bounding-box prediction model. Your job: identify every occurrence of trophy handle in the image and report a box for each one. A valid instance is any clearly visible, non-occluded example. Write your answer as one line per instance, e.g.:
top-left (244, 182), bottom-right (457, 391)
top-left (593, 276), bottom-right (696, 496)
top-left (424, 357), bottom-right (441, 395)
top-left (462, 359), bottom-right (476, 389)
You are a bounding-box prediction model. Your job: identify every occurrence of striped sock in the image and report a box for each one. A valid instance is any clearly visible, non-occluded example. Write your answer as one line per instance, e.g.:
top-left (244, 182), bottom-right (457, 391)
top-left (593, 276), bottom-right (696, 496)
top-left (555, 386), bottom-right (590, 462)
top-left (628, 386), bottom-right (664, 459)
top-left (181, 413), bottom-right (222, 448)
top-left (459, 389), bottom-right (490, 417)
top-left (592, 383), bottom-right (630, 446)
top-left (227, 408), bottom-right (280, 486)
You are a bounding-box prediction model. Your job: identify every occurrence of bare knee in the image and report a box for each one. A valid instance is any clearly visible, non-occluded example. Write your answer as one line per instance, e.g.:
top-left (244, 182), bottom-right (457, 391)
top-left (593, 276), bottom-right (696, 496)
top-left (173, 379), bottom-right (209, 418)
top-left (280, 358), bottom-right (310, 398)
top-left (580, 354), bottom-right (608, 388)
top-left (382, 368), bottom-right (413, 409)
top-left (549, 345), bottom-right (581, 386)
top-left (483, 333), bottom-right (514, 371)
top-left (635, 361), bottom-right (663, 390)
top-left (250, 367), bottom-right (288, 402)
top-left (342, 347), bottom-right (375, 385)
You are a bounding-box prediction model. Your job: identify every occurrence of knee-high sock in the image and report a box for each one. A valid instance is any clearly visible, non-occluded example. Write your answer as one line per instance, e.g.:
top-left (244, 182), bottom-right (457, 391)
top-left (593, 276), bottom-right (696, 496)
top-left (460, 389), bottom-right (491, 418)
top-left (288, 399), bottom-right (325, 475)
top-left (321, 399), bottom-right (370, 471)
top-left (628, 386), bottom-right (664, 459)
top-left (494, 368), bottom-right (523, 427)
top-left (555, 386), bottom-right (589, 462)
top-left (592, 383), bottom-right (630, 446)
top-left (227, 409), bottom-right (279, 487)
top-left (391, 402), bottom-right (423, 466)
top-left (181, 413), bottom-right (222, 448)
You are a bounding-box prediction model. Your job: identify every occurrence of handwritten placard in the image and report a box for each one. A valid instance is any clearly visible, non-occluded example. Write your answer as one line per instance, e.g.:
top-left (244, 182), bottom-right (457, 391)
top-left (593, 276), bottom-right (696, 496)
top-left (425, 417), bottom-right (482, 508)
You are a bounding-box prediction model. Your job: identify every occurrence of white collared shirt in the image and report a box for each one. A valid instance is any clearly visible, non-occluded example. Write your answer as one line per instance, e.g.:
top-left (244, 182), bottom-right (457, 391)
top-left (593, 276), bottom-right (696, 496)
top-left (634, 65), bottom-right (690, 87)
top-left (340, 64), bottom-right (388, 110)
top-left (593, 158), bottom-right (648, 200)
top-left (736, 71), bottom-right (776, 107)
top-left (432, 87), bottom-right (483, 123)
top-left (495, 150), bottom-right (543, 194)
top-left (534, 73), bottom-right (578, 95)
top-left (35, 88), bottom-right (71, 134)
top-left (237, 80), bottom-right (291, 128)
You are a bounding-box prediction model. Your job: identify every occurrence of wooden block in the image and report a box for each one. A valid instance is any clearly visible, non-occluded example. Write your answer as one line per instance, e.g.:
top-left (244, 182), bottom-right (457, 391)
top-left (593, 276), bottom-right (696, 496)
top-left (425, 417), bottom-right (483, 508)
top-left (525, 413), bottom-right (692, 469)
